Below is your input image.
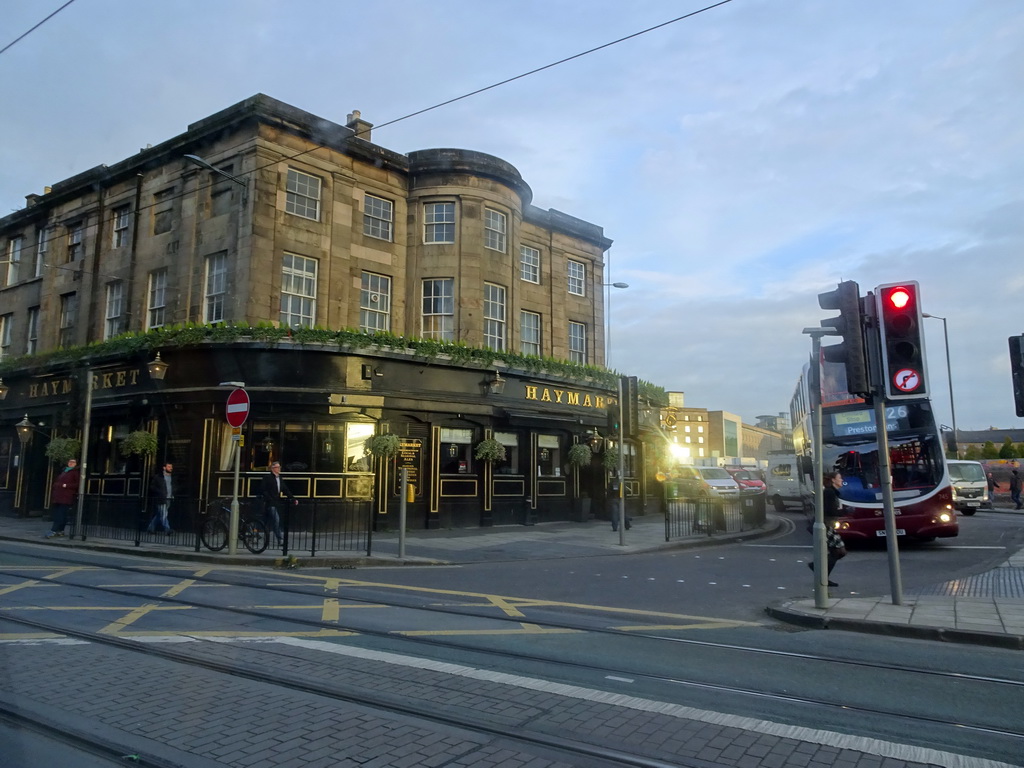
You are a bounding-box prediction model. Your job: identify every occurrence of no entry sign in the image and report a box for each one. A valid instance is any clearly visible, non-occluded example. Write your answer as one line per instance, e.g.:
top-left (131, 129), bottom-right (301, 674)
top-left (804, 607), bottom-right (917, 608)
top-left (226, 388), bottom-right (250, 427)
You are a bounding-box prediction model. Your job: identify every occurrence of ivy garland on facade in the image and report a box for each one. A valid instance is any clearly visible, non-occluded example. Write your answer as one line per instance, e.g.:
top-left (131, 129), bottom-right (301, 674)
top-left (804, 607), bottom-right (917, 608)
top-left (0, 323), bottom-right (667, 404)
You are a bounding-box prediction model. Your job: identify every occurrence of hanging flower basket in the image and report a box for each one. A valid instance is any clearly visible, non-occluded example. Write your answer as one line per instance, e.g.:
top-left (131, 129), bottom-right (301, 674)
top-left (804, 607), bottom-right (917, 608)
top-left (602, 448), bottom-right (619, 471)
top-left (474, 438), bottom-right (506, 462)
top-left (45, 437), bottom-right (81, 466)
top-left (120, 430), bottom-right (158, 457)
top-left (567, 443), bottom-right (592, 468)
top-left (365, 433), bottom-right (400, 458)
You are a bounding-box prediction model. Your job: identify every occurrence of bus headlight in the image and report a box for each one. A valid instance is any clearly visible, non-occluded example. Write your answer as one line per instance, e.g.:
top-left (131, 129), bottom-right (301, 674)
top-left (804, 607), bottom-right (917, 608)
top-left (938, 512), bottom-right (952, 523)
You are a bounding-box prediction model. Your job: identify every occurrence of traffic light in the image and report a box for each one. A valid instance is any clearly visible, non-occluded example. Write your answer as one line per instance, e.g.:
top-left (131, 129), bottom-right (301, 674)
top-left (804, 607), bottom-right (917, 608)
top-left (1010, 335), bottom-right (1024, 417)
top-left (876, 281), bottom-right (927, 400)
top-left (606, 404), bottom-right (620, 438)
top-left (818, 280), bottom-right (870, 396)
top-left (620, 375), bottom-right (639, 439)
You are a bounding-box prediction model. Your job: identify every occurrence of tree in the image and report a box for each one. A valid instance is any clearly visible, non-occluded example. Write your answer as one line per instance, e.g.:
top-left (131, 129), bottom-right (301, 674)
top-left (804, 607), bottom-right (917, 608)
top-left (981, 441), bottom-right (999, 459)
top-left (998, 437), bottom-right (1017, 459)
top-left (964, 445), bottom-right (981, 460)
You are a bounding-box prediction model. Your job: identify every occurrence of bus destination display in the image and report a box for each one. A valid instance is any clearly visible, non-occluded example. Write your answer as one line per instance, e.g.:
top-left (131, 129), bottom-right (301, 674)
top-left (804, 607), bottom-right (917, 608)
top-left (831, 406), bottom-right (909, 437)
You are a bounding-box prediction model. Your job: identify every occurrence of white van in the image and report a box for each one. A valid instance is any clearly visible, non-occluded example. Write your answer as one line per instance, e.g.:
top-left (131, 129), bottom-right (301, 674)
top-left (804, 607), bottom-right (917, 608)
top-left (947, 460), bottom-right (989, 516)
top-left (766, 454), bottom-right (804, 513)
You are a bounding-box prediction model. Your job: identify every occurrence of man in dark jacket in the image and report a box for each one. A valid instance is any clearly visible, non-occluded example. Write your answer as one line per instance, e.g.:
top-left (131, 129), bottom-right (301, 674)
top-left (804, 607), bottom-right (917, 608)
top-left (261, 461), bottom-right (297, 547)
top-left (1011, 470), bottom-right (1022, 510)
top-left (46, 458), bottom-right (80, 538)
top-left (147, 462), bottom-right (175, 534)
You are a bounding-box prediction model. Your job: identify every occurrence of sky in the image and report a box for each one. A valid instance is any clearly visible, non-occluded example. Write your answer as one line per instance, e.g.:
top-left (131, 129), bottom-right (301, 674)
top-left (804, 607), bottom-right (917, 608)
top-left (2, 0), bottom-right (1022, 432)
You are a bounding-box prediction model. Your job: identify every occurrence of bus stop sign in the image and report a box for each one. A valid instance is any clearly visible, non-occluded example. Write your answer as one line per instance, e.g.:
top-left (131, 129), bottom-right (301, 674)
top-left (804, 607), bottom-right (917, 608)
top-left (225, 388), bottom-right (250, 427)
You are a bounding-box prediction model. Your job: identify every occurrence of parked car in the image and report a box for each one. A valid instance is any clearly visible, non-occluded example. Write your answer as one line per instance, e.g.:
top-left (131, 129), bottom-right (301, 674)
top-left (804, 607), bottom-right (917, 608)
top-left (725, 467), bottom-right (766, 494)
top-left (695, 466), bottom-right (741, 499)
top-left (664, 465), bottom-right (714, 499)
top-left (947, 460), bottom-right (989, 515)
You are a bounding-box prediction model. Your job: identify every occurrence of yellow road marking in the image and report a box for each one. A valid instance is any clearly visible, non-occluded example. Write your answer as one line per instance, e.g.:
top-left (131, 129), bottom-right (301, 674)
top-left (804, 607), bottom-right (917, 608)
top-left (97, 604), bottom-right (192, 635)
top-left (0, 580), bottom-right (58, 595)
top-left (161, 567), bottom-right (215, 598)
top-left (322, 598), bottom-right (339, 623)
top-left (43, 567), bottom-right (94, 580)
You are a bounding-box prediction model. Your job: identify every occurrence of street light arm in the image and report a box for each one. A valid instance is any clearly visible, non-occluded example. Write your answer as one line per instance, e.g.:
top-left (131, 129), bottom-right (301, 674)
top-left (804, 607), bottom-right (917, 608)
top-left (184, 155), bottom-right (248, 188)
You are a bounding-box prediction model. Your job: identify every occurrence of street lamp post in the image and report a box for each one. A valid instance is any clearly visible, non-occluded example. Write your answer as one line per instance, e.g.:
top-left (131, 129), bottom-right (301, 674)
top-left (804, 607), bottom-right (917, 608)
top-left (922, 313), bottom-right (958, 458)
top-left (603, 281), bottom-right (629, 369)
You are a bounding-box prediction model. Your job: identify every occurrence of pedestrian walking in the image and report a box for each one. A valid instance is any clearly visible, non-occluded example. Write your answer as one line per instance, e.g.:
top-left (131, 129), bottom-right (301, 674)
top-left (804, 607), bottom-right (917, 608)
top-left (261, 461), bottom-right (297, 547)
top-left (1010, 470), bottom-right (1022, 510)
top-left (146, 462), bottom-right (175, 534)
top-left (45, 458), bottom-right (80, 538)
top-left (808, 470), bottom-right (846, 587)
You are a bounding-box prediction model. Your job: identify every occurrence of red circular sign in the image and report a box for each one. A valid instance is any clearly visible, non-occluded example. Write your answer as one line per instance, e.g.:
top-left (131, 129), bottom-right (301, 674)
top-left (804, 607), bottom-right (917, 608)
top-left (892, 368), bottom-right (921, 393)
top-left (225, 388), bottom-right (250, 427)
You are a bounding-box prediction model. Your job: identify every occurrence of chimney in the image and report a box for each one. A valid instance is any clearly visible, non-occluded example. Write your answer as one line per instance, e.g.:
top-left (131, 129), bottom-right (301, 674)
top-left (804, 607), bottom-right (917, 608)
top-left (346, 109), bottom-right (373, 142)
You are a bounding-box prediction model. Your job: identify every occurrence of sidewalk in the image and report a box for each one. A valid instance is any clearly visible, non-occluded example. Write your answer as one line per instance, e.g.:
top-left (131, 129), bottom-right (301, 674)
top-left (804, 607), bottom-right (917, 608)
top-left (3, 508), bottom-right (1023, 649)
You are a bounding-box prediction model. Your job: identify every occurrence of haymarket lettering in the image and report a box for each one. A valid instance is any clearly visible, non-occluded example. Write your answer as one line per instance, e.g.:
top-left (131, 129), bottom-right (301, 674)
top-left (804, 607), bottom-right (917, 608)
top-left (524, 385), bottom-right (606, 410)
top-left (27, 368), bottom-right (142, 400)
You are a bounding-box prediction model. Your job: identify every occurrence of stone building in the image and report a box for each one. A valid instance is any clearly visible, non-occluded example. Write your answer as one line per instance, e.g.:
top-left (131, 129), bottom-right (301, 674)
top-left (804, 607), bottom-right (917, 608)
top-left (0, 95), bottom-right (653, 530)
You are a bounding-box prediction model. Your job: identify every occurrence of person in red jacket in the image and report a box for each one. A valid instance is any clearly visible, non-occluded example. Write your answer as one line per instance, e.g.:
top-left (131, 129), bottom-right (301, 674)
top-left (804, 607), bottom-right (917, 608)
top-left (46, 458), bottom-right (80, 539)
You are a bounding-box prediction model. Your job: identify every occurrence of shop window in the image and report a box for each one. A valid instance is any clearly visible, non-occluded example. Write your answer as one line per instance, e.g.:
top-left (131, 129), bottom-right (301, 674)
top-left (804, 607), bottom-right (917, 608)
top-left (345, 423), bottom-right (374, 471)
top-left (440, 427), bottom-right (473, 474)
top-left (96, 423), bottom-right (131, 474)
top-left (316, 424), bottom-right (346, 472)
top-left (494, 432), bottom-right (519, 475)
top-left (250, 422), bottom-right (280, 470)
top-left (537, 434), bottom-right (561, 477)
top-left (282, 423), bottom-right (313, 471)
top-left (0, 437), bottom-right (12, 489)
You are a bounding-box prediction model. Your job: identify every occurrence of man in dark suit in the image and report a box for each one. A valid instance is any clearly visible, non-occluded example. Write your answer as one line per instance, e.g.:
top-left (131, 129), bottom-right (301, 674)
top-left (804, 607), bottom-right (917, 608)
top-left (261, 461), bottom-right (297, 546)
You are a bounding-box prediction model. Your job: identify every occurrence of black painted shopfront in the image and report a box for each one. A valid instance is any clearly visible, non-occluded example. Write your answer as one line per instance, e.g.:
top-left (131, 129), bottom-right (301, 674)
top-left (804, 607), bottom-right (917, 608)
top-left (0, 342), bottom-right (646, 530)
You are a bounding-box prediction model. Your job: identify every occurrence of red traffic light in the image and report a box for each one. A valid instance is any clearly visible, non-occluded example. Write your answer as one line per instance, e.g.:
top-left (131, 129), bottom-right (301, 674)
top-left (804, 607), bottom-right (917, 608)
top-left (887, 287), bottom-right (912, 310)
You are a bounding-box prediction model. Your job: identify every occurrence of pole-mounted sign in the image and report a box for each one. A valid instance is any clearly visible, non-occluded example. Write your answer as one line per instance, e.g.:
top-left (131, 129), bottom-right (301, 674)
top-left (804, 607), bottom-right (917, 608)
top-left (226, 388), bottom-right (250, 427)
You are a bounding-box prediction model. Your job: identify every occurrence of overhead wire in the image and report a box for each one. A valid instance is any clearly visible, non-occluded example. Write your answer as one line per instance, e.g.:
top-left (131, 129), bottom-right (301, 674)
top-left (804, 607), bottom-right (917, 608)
top-left (3, 0), bottom-right (735, 288)
top-left (0, 0), bottom-right (79, 58)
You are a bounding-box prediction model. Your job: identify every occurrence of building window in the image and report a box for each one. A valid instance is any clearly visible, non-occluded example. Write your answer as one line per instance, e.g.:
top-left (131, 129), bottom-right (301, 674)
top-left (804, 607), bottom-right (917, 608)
top-left (520, 311), bottom-right (541, 356)
top-left (422, 278), bottom-right (454, 340)
top-left (363, 194), bottom-right (393, 241)
top-left (104, 281), bottom-right (125, 339)
top-left (280, 253), bottom-right (317, 328)
top-left (0, 314), bottom-right (11, 361)
top-left (285, 168), bottom-right (321, 220)
top-left (112, 205), bottom-right (130, 248)
top-left (484, 209), bottom-right (506, 252)
top-left (424, 202), bottom-right (455, 244)
top-left (204, 252), bottom-right (228, 323)
top-left (210, 164), bottom-right (236, 217)
top-left (360, 271), bottom-right (391, 332)
top-left (59, 293), bottom-right (77, 348)
top-left (67, 222), bottom-right (83, 262)
top-left (26, 306), bottom-right (39, 355)
top-left (569, 321), bottom-right (586, 364)
top-left (440, 427), bottom-right (474, 474)
top-left (153, 189), bottom-right (175, 235)
top-left (494, 432), bottom-right (520, 475)
top-left (567, 260), bottom-right (586, 296)
top-left (35, 227), bottom-right (47, 278)
top-left (520, 245), bottom-right (540, 283)
top-left (147, 269), bottom-right (167, 330)
top-left (484, 283), bottom-right (506, 351)
top-left (5, 236), bottom-right (22, 286)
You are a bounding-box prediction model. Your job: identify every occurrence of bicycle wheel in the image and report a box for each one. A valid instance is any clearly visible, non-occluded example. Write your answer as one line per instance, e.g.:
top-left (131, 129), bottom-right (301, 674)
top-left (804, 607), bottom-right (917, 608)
top-left (200, 517), bottom-right (229, 552)
top-left (240, 519), bottom-right (269, 554)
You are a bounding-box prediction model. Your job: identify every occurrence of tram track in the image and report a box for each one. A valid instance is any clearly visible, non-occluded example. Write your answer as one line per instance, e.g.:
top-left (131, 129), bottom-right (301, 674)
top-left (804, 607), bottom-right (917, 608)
top-left (2, 545), bottom-right (1024, 758)
top-left (1, 545), bottom-right (1021, 691)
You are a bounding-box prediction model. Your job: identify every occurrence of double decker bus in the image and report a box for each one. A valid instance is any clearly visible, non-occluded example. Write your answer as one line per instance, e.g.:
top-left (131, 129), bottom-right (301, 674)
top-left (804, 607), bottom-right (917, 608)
top-left (790, 357), bottom-right (957, 543)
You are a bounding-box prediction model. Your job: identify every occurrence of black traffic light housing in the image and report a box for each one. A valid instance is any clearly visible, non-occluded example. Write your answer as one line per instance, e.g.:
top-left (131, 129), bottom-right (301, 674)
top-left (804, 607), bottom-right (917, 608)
top-left (606, 405), bottom-right (620, 438)
top-left (620, 375), bottom-right (639, 439)
top-left (1010, 335), bottom-right (1024, 417)
top-left (818, 280), bottom-right (870, 397)
top-left (876, 281), bottom-right (928, 400)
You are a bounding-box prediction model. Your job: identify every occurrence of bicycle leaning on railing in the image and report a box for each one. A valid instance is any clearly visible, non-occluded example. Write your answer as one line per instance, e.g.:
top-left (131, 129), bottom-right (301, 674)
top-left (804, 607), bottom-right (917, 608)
top-left (199, 499), bottom-right (269, 554)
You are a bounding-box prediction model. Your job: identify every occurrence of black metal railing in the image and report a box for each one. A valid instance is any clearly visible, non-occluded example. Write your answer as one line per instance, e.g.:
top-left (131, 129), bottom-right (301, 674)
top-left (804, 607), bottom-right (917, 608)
top-left (664, 491), bottom-right (767, 540)
top-left (68, 496), bottom-right (374, 557)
